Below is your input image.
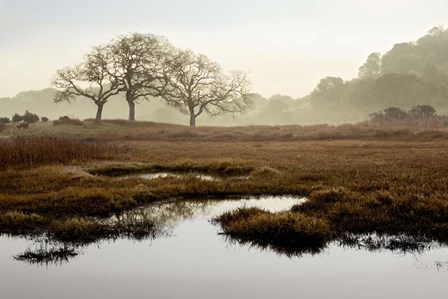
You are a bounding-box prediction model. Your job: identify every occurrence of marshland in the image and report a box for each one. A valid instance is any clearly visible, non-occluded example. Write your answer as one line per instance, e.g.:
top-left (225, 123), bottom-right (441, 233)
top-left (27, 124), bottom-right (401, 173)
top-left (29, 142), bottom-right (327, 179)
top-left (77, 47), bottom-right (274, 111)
top-left (2, 1), bottom-right (448, 298)
top-left (1, 124), bottom-right (448, 298)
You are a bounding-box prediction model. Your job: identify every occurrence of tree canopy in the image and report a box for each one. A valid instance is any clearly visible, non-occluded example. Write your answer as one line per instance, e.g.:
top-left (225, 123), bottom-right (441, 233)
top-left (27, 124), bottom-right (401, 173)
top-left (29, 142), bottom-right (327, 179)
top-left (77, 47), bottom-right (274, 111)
top-left (109, 33), bottom-right (173, 121)
top-left (52, 33), bottom-right (251, 126)
top-left (358, 52), bottom-right (382, 79)
top-left (53, 46), bottom-right (123, 124)
top-left (160, 49), bottom-right (252, 127)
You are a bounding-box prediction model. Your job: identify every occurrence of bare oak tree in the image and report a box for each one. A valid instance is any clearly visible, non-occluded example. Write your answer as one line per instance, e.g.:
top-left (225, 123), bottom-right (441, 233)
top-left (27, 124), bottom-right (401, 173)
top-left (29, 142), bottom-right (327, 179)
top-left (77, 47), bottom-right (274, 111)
top-left (161, 50), bottom-right (252, 127)
top-left (109, 33), bottom-right (173, 121)
top-left (53, 46), bottom-right (122, 124)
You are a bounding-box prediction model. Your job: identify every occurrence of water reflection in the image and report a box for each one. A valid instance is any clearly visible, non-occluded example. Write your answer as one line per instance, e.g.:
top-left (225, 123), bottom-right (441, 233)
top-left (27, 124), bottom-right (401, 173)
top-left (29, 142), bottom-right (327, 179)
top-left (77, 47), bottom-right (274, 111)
top-left (4, 196), bottom-right (448, 266)
top-left (220, 234), bottom-right (326, 258)
top-left (109, 171), bottom-right (250, 182)
top-left (107, 197), bottom-right (305, 231)
top-left (8, 197), bottom-right (304, 265)
top-left (434, 261), bottom-right (448, 271)
top-left (338, 233), bottom-right (439, 254)
top-left (124, 172), bottom-right (220, 181)
top-left (106, 200), bottom-right (217, 229)
top-left (1, 196), bottom-right (448, 299)
top-left (14, 238), bottom-right (79, 266)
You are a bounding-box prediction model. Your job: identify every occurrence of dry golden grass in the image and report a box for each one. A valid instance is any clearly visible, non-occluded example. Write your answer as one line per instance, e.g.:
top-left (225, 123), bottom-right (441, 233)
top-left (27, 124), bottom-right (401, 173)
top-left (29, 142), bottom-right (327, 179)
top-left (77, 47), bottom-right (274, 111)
top-left (2, 119), bottom-right (448, 142)
top-left (214, 207), bottom-right (331, 252)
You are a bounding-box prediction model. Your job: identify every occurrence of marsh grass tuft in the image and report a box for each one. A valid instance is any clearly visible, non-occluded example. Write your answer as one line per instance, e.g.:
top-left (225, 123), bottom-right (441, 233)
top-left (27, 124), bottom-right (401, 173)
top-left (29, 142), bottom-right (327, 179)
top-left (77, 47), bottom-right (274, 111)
top-left (293, 188), bottom-right (448, 242)
top-left (215, 185), bottom-right (448, 253)
top-left (50, 218), bottom-right (110, 243)
top-left (214, 207), bottom-right (332, 253)
top-left (1, 211), bottom-right (159, 246)
top-left (0, 212), bottom-right (47, 234)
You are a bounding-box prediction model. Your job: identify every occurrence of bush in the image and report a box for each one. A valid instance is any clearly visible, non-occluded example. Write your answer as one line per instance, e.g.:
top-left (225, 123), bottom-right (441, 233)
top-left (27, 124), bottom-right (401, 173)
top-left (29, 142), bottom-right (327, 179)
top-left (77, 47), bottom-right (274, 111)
top-left (12, 113), bottom-right (22, 123)
top-left (0, 117), bottom-right (11, 124)
top-left (22, 111), bottom-right (40, 124)
top-left (11, 111), bottom-right (40, 124)
top-left (369, 105), bottom-right (443, 128)
top-left (53, 116), bottom-right (83, 126)
top-left (41, 117), bottom-right (49, 123)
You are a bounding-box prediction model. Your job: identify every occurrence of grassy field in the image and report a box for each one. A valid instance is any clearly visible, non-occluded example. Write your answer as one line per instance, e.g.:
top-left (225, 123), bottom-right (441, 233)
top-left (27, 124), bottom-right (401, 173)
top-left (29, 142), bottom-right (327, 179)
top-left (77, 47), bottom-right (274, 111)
top-left (3, 119), bottom-right (448, 142)
top-left (1, 121), bottom-right (448, 255)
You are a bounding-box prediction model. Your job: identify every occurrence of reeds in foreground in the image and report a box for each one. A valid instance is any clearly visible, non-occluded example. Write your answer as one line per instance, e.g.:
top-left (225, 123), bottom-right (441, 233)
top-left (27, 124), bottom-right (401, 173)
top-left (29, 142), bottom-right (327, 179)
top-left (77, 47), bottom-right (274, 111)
top-left (0, 137), bottom-right (110, 167)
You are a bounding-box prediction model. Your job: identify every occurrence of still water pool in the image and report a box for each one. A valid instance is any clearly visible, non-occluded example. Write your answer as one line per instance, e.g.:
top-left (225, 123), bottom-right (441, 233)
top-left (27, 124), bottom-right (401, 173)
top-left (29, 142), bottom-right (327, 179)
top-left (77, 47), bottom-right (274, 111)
top-left (1, 196), bottom-right (446, 299)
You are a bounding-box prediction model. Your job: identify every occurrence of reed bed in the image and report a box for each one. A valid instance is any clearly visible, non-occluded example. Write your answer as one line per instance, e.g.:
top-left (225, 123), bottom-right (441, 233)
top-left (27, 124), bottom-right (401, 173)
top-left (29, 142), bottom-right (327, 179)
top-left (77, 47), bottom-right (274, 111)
top-left (0, 136), bottom-right (111, 167)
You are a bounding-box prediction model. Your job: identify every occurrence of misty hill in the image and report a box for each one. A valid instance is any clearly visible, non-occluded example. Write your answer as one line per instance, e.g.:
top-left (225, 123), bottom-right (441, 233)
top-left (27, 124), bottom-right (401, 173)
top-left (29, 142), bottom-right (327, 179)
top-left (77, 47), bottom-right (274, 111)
top-left (307, 26), bottom-right (448, 123)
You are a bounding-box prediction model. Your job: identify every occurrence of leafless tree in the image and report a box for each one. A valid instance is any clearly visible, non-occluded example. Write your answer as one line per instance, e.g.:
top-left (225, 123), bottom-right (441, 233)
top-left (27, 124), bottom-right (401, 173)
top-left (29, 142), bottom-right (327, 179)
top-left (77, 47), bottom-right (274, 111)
top-left (52, 46), bottom-right (122, 124)
top-left (161, 50), bottom-right (252, 127)
top-left (109, 33), bottom-right (173, 121)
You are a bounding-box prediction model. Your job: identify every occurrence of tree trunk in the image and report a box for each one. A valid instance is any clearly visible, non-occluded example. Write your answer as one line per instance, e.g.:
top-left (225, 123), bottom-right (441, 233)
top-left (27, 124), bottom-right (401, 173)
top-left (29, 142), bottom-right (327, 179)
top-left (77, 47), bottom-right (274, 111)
top-left (128, 101), bottom-right (135, 121)
top-left (95, 104), bottom-right (104, 124)
top-left (189, 113), bottom-right (196, 127)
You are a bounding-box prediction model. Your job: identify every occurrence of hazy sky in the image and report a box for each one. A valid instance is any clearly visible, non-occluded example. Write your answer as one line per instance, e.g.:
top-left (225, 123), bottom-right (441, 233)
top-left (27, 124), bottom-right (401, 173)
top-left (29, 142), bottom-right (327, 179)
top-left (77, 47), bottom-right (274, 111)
top-left (0, 0), bottom-right (447, 99)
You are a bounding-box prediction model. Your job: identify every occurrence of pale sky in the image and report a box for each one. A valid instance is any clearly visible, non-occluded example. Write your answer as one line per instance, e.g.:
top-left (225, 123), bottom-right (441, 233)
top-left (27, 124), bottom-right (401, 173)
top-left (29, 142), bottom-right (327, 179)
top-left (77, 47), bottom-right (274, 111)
top-left (0, 0), bottom-right (447, 99)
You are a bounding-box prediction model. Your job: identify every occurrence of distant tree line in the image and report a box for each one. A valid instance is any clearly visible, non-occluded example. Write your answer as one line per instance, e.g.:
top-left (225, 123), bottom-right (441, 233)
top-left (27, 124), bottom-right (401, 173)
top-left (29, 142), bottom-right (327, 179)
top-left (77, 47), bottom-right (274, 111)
top-left (53, 33), bottom-right (252, 126)
top-left (308, 26), bottom-right (448, 122)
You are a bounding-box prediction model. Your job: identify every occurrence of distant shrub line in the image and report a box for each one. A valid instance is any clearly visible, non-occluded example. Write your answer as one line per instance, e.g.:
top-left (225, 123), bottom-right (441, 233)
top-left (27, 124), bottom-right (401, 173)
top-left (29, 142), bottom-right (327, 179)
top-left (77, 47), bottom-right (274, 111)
top-left (369, 105), bottom-right (448, 127)
top-left (0, 111), bottom-right (49, 131)
top-left (53, 116), bottom-right (83, 126)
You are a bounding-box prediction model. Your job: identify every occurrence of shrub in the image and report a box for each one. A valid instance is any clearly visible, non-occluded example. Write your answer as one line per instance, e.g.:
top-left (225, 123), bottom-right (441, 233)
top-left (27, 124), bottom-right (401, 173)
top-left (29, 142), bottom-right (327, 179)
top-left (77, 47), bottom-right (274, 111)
top-left (0, 117), bottom-right (11, 124)
top-left (12, 113), bottom-right (22, 123)
top-left (22, 111), bottom-right (40, 124)
top-left (10, 111), bottom-right (40, 124)
top-left (369, 105), bottom-right (444, 128)
top-left (53, 116), bottom-right (83, 126)
top-left (41, 117), bottom-right (49, 123)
